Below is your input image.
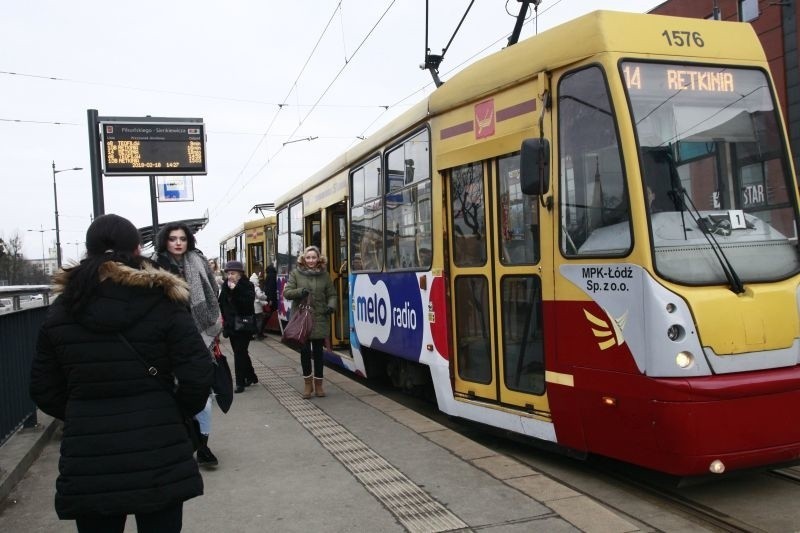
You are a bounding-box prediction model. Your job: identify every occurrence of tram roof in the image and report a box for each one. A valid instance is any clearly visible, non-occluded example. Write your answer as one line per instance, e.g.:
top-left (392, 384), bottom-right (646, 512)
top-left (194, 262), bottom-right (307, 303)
top-left (244, 216), bottom-right (274, 230)
top-left (275, 9), bottom-right (762, 209)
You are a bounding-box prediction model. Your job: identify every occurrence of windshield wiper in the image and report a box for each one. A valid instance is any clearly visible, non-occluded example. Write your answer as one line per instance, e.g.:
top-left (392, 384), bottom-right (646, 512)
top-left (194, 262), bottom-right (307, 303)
top-left (672, 187), bottom-right (746, 294)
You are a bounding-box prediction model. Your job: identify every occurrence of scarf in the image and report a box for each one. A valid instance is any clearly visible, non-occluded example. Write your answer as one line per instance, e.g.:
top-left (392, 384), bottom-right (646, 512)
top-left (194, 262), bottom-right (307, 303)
top-left (179, 250), bottom-right (221, 334)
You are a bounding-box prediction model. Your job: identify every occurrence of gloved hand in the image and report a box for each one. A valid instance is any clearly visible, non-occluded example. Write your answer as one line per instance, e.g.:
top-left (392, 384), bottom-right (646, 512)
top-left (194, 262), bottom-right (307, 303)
top-left (301, 288), bottom-right (310, 296)
top-left (326, 307), bottom-right (335, 315)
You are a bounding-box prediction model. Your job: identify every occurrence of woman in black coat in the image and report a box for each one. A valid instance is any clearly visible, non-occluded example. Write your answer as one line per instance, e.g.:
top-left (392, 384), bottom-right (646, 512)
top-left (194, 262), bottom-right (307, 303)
top-left (30, 214), bottom-right (214, 533)
top-left (218, 260), bottom-right (257, 393)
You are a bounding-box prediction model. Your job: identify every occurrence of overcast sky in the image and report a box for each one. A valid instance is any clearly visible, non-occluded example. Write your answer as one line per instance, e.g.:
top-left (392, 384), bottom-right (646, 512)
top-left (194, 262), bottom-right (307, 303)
top-left (1, 0), bottom-right (663, 264)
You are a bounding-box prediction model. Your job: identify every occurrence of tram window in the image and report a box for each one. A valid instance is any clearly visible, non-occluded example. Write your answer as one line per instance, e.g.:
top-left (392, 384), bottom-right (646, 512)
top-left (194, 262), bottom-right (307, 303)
top-left (451, 162), bottom-right (487, 267)
top-left (501, 276), bottom-right (544, 395)
top-left (277, 209), bottom-right (290, 275)
top-left (350, 156), bottom-right (383, 271)
top-left (558, 65), bottom-right (631, 257)
top-left (352, 167), bottom-right (365, 205)
top-left (454, 276), bottom-right (492, 384)
top-left (498, 154), bottom-right (538, 264)
top-left (265, 226), bottom-right (276, 267)
top-left (385, 130), bottom-right (432, 270)
top-left (289, 202), bottom-right (304, 269)
top-left (385, 183), bottom-right (432, 269)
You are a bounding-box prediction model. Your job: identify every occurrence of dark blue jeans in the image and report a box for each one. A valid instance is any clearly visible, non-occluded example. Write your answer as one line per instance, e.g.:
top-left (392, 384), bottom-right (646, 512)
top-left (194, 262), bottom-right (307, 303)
top-left (301, 338), bottom-right (324, 378)
top-left (75, 502), bottom-right (182, 533)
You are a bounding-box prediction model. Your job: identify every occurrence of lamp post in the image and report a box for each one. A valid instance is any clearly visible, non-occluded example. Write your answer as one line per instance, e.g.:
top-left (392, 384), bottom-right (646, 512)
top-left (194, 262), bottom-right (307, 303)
top-left (52, 161), bottom-right (83, 269)
top-left (65, 241), bottom-right (85, 261)
top-left (26, 226), bottom-right (55, 273)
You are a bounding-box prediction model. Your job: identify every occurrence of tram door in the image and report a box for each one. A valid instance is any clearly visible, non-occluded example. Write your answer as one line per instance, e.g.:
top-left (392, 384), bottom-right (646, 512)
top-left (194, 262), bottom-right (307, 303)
top-left (329, 208), bottom-right (349, 347)
top-left (447, 155), bottom-right (550, 413)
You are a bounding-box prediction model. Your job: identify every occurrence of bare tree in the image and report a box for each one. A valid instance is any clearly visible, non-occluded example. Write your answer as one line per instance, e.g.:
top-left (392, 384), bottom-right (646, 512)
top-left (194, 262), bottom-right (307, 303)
top-left (0, 233), bottom-right (48, 285)
top-left (451, 164), bottom-right (483, 237)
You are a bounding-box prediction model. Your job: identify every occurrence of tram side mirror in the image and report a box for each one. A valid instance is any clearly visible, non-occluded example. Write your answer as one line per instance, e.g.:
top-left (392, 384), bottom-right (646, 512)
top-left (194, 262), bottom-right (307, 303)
top-left (520, 138), bottom-right (550, 196)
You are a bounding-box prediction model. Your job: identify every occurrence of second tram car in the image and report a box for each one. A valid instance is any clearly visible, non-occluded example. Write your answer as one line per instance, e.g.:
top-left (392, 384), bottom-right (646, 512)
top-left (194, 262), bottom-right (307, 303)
top-left (220, 216), bottom-right (280, 331)
top-left (271, 11), bottom-right (800, 477)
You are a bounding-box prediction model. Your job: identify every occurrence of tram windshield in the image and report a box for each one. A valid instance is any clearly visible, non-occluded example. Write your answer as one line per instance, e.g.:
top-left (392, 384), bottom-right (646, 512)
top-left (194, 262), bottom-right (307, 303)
top-left (623, 61), bottom-right (800, 285)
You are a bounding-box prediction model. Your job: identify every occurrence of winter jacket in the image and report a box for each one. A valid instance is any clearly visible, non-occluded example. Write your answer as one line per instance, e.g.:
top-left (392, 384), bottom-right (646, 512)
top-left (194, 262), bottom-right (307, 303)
top-left (251, 274), bottom-right (268, 314)
top-left (30, 260), bottom-right (214, 519)
top-left (218, 276), bottom-right (255, 337)
top-left (283, 266), bottom-right (336, 340)
top-left (263, 266), bottom-right (278, 304)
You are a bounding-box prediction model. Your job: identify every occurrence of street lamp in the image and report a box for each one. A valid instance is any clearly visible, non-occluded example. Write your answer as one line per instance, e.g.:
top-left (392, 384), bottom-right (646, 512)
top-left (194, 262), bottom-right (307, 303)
top-left (52, 161), bottom-right (83, 269)
top-left (26, 226), bottom-right (55, 273)
top-left (65, 241), bottom-right (85, 261)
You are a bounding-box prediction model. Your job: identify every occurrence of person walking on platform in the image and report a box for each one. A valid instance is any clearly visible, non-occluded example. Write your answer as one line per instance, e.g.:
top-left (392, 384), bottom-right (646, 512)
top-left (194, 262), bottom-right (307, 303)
top-left (250, 272), bottom-right (267, 339)
top-left (208, 258), bottom-right (224, 288)
top-left (261, 264), bottom-right (278, 335)
top-left (154, 221), bottom-right (223, 468)
top-left (283, 245), bottom-right (336, 399)
top-left (30, 214), bottom-right (214, 533)
top-left (219, 260), bottom-right (257, 393)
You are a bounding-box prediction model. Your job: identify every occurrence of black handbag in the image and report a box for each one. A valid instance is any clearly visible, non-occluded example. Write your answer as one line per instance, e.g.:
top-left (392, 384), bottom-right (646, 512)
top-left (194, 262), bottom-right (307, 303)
top-left (234, 314), bottom-right (257, 333)
top-left (117, 333), bottom-right (203, 451)
top-left (212, 338), bottom-right (234, 413)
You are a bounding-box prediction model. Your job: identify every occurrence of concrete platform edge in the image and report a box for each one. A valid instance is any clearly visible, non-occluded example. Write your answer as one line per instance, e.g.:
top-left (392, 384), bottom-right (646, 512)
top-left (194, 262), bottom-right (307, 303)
top-left (0, 411), bottom-right (59, 504)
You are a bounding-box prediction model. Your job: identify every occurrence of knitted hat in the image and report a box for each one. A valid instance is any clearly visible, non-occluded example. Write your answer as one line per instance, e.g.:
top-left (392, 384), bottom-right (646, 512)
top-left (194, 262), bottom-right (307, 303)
top-left (224, 260), bottom-right (245, 273)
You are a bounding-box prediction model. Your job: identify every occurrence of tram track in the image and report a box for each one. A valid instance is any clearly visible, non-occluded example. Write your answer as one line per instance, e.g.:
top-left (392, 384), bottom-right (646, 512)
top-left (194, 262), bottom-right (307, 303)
top-left (765, 466), bottom-right (800, 486)
top-left (580, 462), bottom-right (768, 533)
top-left (338, 368), bottom-right (800, 532)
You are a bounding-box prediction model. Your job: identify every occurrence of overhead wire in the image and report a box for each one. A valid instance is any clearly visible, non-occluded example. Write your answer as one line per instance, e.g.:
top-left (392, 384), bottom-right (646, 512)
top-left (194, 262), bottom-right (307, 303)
top-left (0, 70), bottom-right (389, 109)
top-left (4, 0), bottom-right (567, 223)
top-left (346, 0), bottom-right (564, 150)
top-left (210, 0), bottom-right (347, 216)
top-left (387, 0), bottom-right (565, 110)
top-left (210, 0), bottom-right (398, 217)
top-left (0, 117), bottom-right (79, 126)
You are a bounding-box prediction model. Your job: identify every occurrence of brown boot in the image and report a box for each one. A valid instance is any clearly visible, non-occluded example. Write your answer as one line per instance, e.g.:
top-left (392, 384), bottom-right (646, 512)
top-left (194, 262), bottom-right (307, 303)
top-left (314, 377), bottom-right (326, 397)
top-left (302, 376), bottom-right (314, 399)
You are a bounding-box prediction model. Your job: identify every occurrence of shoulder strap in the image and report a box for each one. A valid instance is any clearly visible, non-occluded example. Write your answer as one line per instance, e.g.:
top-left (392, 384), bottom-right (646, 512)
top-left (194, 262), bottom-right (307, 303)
top-left (117, 333), bottom-right (175, 395)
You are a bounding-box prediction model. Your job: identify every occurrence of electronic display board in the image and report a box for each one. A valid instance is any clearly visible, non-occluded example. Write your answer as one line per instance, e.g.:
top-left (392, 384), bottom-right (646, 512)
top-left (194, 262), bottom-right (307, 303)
top-left (101, 121), bottom-right (207, 176)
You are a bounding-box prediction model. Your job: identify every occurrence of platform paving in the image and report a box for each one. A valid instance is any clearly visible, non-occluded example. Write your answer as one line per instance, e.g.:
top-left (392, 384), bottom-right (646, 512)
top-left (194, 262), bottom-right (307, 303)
top-left (0, 336), bottom-right (640, 532)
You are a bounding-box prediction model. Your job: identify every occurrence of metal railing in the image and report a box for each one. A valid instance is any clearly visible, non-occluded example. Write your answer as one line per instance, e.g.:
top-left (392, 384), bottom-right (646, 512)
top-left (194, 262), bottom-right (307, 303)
top-left (0, 286), bottom-right (51, 447)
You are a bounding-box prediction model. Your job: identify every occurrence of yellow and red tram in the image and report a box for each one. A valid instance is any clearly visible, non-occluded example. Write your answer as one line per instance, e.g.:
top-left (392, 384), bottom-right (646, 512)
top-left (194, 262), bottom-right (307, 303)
top-left (270, 10), bottom-right (800, 477)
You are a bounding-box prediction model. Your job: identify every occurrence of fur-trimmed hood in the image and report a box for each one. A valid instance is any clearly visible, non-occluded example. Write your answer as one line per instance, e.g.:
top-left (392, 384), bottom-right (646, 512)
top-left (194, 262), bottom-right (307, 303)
top-left (54, 260), bottom-right (190, 304)
top-left (52, 260), bottom-right (191, 334)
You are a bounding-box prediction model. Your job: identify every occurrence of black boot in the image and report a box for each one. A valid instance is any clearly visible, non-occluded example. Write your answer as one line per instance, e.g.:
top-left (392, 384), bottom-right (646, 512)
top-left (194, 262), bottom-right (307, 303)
top-left (234, 384), bottom-right (245, 393)
top-left (196, 434), bottom-right (218, 467)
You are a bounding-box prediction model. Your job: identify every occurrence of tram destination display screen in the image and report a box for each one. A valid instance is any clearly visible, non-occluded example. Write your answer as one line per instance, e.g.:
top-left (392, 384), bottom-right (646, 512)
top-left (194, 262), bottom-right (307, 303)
top-left (101, 121), bottom-right (207, 176)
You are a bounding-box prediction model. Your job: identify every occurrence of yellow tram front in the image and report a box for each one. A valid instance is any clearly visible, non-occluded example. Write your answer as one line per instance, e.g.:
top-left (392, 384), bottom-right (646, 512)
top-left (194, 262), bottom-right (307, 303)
top-left (513, 14), bottom-right (800, 475)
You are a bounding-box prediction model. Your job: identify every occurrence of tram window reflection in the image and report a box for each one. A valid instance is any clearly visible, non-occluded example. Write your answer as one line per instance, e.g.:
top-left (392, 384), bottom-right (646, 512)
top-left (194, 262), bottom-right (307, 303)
top-left (454, 276), bottom-right (492, 384)
top-left (451, 162), bottom-right (487, 267)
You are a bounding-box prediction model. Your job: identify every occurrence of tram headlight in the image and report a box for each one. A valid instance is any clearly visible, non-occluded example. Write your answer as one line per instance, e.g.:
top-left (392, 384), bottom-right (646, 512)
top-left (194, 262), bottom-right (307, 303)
top-left (675, 351), bottom-right (694, 369)
top-left (667, 324), bottom-right (684, 341)
top-left (709, 460), bottom-right (726, 474)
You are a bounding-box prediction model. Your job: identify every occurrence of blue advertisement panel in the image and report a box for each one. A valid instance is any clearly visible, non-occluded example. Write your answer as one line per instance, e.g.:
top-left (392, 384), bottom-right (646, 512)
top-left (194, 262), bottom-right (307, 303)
top-left (351, 273), bottom-right (424, 361)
